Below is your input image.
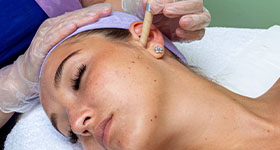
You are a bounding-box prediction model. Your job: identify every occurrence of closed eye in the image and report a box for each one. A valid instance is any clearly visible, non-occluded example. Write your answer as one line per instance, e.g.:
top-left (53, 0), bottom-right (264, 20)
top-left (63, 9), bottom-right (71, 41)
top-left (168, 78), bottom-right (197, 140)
top-left (71, 64), bottom-right (86, 90)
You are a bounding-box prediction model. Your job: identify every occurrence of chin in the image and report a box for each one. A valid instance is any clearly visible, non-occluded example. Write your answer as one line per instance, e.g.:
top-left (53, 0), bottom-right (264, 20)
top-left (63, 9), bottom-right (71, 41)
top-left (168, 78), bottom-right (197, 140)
top-left (108, 120), bottom-right (156, 150)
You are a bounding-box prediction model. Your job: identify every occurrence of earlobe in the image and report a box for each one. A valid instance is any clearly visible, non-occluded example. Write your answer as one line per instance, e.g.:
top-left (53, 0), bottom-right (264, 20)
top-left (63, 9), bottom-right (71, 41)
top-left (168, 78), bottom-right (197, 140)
top-left (151, 45), bottom-right (165, 59)
top-left (129, 21), bottom-right (165, 59)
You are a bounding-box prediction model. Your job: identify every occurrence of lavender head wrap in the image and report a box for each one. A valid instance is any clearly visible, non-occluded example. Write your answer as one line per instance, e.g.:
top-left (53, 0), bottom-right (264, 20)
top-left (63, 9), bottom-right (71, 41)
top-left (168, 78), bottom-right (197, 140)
top-left (39, 12), bottom-right (187, 79)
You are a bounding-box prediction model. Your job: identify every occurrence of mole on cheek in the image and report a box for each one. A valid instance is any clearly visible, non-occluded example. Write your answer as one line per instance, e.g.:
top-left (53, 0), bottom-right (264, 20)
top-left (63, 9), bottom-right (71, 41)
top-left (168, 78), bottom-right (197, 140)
top-left (150, 115), bottom-right (158, 122)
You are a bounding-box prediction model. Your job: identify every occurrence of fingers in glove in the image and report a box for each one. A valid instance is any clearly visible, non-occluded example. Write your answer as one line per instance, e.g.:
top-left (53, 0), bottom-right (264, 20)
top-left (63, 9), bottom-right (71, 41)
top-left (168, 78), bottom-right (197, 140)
top-left (179, 10), bottom-right (211, 31)
top-left (176, 28), bottom-right (205, 41)
top-left (163, 0), bottom-right (203, 18)
top-left (57, 12), bottom-right (100, 29)
top-left (40, 3), bottom-right (112, 55)
top-left (43, 13), bottom-right (99, 52)
top-left (149, 0), bottom-right (203, 18)
top-left (85, 3), bottom-right (112, 17)
top-left (142, 0), bottom-right (171, 15)
top-left (39, 3), bottom-right (112, 42)
top-left (58, 3), bottom-right (112, 20)
top-left (150, 0), bottom-right (167, 14)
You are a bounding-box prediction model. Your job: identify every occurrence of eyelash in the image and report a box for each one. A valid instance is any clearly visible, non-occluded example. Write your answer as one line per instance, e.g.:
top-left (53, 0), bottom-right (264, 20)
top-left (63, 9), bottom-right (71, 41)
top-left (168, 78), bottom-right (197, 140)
top-left (68, 130), bottom-right (78, 144)
top-left (71, 64), bottom-right (86, 90)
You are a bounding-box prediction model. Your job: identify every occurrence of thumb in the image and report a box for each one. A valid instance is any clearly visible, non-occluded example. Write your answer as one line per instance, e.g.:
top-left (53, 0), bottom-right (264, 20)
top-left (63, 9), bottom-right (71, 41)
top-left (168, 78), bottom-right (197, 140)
top-left (150, 0), bottom-right (165, 15)
top-left (137, 0), bottom-right (163, 19)
top-left (87, 3), bottom-right (112, 17)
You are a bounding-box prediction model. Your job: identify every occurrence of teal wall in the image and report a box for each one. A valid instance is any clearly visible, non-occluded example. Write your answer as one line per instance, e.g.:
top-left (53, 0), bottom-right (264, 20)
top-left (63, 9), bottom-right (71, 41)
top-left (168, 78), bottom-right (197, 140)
top-left (204, 0), bottom-right (280, 28)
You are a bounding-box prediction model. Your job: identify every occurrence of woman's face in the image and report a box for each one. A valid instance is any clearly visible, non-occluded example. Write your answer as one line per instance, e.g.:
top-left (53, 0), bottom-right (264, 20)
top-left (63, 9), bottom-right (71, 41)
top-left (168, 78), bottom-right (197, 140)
top-left (40, 33), bottom-right (166, 150)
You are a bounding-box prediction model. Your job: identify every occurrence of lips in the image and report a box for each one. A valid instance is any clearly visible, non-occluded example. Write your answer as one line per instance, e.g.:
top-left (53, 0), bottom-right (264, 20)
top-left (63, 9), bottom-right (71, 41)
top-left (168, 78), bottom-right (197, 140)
top-left (95, 115), bottom-right (113, 148)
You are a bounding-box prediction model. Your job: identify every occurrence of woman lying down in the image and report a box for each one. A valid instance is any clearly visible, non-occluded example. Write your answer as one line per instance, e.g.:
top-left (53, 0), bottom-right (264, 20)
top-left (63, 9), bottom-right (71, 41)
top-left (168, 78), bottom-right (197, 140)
top-left (39, 12), bottom-right (280, 150)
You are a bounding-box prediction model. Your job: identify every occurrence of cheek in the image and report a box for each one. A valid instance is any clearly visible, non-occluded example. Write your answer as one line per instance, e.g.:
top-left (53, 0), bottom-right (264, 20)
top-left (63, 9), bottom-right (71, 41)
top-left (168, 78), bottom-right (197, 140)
top-left (83, 58), bottom-right (162, 148)
top-left (85, 57), bottom-right (162, 114)
top-left (86, 64), bottom-right (146, 107)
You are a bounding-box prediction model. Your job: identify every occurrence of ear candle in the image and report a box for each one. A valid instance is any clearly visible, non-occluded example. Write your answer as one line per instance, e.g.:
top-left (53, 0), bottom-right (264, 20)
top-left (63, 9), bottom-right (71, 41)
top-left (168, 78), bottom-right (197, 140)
top-left (140, 0), bottom-right (154, 47)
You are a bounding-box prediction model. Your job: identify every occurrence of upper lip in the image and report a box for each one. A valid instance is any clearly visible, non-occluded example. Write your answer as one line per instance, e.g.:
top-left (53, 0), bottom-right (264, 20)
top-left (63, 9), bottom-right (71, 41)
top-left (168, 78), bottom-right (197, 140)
top-left (94, 115), bottom-right (113, 148)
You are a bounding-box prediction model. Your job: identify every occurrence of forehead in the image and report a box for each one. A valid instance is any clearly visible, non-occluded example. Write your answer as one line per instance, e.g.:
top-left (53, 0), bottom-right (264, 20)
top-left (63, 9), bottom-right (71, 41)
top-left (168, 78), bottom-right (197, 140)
top-left (40, 35), bottom-right (104, 97)
top-left (42, 35), bottom-right (107, 74)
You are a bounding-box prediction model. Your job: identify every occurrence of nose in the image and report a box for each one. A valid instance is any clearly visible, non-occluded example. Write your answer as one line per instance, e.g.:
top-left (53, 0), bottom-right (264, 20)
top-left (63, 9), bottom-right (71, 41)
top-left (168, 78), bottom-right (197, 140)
top-left (69, 110), bottom-right (95, 136)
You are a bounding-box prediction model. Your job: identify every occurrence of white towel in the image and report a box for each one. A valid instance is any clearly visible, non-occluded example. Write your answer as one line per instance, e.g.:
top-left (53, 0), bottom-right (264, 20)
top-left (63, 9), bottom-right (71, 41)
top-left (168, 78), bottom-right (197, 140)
top-left (4, 100), bottom-right (83, 150)
top-left (5, 26), bottom-right (280, 150)
top-left (175, 26), bottom-right (280, 97)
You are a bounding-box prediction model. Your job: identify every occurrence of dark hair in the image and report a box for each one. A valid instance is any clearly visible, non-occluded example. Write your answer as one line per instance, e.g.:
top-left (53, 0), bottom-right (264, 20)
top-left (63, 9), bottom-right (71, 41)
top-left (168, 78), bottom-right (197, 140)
top-left (64, 28), bottom-right (207, 80)
top-left (66, 28), bottom-right (187, 63)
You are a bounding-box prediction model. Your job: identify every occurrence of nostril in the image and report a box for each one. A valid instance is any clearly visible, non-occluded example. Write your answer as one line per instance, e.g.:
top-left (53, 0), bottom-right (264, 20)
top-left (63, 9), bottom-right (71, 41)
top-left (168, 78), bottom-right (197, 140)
top-left (83, 130), bottom-right (89, 134)
top-left (85, 117), bottom-right (90, 121)
top-left (83, 117), bottom-right (91, 125)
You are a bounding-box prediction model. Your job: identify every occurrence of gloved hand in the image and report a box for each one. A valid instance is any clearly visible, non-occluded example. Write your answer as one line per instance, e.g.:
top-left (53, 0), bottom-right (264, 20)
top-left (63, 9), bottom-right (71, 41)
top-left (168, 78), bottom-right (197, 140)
top-left (123, 0), bottom-right (211, 42)
top-left (0, 4), bottom-right (112, 113)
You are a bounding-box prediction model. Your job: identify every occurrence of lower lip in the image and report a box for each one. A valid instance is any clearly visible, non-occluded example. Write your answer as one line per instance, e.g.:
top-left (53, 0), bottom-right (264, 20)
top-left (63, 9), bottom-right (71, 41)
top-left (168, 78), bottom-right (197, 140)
top-left (103, 117), bottom-right (113, 148)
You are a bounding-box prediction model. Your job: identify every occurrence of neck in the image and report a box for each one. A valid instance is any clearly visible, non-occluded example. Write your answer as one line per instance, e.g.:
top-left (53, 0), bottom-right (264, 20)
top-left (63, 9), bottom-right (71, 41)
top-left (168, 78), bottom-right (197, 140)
top-left (157, 56), bottom-right (280, 149)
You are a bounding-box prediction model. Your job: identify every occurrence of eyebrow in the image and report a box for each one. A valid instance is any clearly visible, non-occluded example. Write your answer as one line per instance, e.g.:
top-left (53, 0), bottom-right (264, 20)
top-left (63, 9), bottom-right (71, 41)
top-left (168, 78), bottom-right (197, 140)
top-left (50, 113), bottom-right (62, 135)
top-left (54, 50), bottom-right (81, 88)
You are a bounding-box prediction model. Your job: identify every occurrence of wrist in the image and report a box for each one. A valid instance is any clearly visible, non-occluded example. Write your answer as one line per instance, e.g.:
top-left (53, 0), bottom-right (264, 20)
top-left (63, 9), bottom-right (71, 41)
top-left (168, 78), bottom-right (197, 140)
top-left (14, 55), bottom-right (38, 94)
top-left (17, 55), bottom-right (37, 83)
top-left (0, 57), bottom-right (39, 113)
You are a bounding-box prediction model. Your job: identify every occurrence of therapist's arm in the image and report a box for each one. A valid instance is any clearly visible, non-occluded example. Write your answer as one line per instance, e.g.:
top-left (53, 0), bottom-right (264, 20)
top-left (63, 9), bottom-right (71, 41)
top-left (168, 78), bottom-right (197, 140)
top-left (81, 0), bottom-right (123, 11)
top-left (0, 5), bottom-right (113, 129)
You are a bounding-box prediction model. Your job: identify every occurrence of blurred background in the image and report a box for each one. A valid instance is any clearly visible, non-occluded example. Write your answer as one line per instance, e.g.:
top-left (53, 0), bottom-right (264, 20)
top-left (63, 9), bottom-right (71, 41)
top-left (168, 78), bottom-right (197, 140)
top-left (204, 0), bottom-right (280, 28)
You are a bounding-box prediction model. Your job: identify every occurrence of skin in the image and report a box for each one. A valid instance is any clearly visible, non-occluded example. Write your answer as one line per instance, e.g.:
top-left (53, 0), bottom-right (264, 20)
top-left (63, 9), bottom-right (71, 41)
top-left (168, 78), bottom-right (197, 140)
top-left (81, 0), bottom-right (123, 11)
top-left (0, 111), bottom-right (13, 128)
top-left (0, 4), bottom-right (112, 129)
top-left (40, 22), bottom-right (280, 150)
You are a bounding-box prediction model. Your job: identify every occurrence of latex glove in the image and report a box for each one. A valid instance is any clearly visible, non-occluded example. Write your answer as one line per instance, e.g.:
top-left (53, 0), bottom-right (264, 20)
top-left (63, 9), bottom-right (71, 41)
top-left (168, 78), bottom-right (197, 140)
top-left (0, 4), bottom-right (112, 113)
top-left (123, 0), bottom-right (211, 42)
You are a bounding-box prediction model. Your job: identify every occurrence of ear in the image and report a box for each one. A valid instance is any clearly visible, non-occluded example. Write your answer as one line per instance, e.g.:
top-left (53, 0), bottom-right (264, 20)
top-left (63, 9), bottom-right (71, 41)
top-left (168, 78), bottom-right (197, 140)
top-left (129, 21), bottom-right (165, 59)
